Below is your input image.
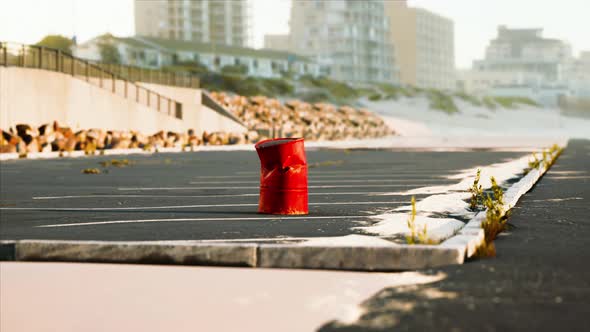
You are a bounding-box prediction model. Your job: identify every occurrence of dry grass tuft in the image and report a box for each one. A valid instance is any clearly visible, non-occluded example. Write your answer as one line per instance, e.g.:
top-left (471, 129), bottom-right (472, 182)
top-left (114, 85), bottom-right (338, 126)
top-left (82, 168), bottom-right (101, 174)
top-left (474, 240), bottom-right (496, 258)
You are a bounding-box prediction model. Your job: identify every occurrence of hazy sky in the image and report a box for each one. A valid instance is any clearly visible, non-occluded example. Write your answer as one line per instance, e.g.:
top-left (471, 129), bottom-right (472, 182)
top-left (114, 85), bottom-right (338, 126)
top-left (1, 0), bottom-right (588, 69)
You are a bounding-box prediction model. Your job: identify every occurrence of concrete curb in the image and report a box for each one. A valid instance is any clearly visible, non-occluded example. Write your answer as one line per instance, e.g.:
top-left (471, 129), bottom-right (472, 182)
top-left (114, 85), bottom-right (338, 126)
top-left (0, 148), bottom-right (562, 271)
top-left (440, 154), bottom-right (556, 257)
top-left (0, 240), bottom-right (463, 271)
top-left (0, 240), bottom-right (256, 267)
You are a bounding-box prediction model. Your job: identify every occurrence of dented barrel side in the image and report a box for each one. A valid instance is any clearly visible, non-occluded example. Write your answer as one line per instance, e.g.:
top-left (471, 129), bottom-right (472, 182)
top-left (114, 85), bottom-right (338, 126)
top-left (255, 138), bottom-right (308, 215)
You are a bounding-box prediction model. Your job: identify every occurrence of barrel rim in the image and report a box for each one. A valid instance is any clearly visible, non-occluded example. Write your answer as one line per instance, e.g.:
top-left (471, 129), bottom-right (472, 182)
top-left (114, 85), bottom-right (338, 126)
top-left (255, 137), bottom-right (304, 150)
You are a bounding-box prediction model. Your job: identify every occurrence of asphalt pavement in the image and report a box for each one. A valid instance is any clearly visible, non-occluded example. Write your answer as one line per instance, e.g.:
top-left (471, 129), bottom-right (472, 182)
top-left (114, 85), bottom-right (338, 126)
top-left (0, 148), bottom-right (524, 241)
top-left (319, 139), bottom-right (590, 332)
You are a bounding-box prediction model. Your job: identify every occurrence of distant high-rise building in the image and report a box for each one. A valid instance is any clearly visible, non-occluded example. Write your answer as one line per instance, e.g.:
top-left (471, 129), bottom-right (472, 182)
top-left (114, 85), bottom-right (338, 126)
top-left (474, 26), bottom-right (573, 82)
top-left (289, 0), bottom-right (397, 84)
top-left (134, 0), bottom-right (250, 47)
top-left (385, 0), bottom-right (455, 90)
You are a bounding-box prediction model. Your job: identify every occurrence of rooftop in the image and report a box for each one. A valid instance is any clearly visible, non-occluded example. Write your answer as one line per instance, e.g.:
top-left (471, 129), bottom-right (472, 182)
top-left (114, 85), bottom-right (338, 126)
top-left (88, 34), bottom-right (313, 63)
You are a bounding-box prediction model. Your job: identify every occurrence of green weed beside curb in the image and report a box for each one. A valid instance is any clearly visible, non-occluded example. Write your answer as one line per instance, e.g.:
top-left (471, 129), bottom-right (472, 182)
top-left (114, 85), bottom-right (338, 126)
top-left (406, 196), bottom-right (437, 245)
top-left (469, 169), bottom-right (484, 210)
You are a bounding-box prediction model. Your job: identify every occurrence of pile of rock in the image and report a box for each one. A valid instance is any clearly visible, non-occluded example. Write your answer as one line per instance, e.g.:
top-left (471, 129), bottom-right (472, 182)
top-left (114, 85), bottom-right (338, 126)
top-left (210, 92), bottom-right (394, 141)
top-left (0, 122), bottom-right (256, 155)
top-left (0, 96), bottom-right (394, 155)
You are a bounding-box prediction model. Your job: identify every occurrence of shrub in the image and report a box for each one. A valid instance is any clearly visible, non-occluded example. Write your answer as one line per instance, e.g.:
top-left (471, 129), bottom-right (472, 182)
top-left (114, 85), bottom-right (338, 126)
top-left (299, 90), bottom-right (332, 103)
top-left (300, 75), bottom-right (358, 99)
top-left (368, 93), bottom-right (382, 101)
top-left (261, 78), bottom-right (294, 96)
top-left (427, 90), bottom-right (459, 114)
top-left (221, 64), bottom-right (248, 75)
top-left (455, 91), bottom-right (482, 107)
top-left (493, 96), bottom-right (539, 109)
top-left (482, 96), bottom-right (497, 110)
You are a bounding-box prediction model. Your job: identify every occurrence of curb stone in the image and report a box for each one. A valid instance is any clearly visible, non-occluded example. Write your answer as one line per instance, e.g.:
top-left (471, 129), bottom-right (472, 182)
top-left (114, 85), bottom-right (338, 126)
top-left (0, 147), bottom-right (562, 271)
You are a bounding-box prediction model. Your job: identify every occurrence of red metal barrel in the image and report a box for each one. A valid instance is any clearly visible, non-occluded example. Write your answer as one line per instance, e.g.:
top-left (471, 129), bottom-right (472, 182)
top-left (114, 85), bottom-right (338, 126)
top-left (255, 138), bottom-right (308, 215)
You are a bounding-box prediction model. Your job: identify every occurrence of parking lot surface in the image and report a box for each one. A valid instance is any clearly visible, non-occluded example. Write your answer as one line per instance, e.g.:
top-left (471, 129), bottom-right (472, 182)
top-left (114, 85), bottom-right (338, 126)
top-left (0, 149), bottom-right (525, 241)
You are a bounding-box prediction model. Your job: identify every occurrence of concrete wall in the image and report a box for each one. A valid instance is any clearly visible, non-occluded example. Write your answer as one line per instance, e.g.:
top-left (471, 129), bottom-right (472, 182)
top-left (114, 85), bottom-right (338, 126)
top-left (0, 67), bottom-right (247, 136)
top-left (0, 67), bottom-right (185, 133)
top-left (138, 83), bottom-right (247, 136)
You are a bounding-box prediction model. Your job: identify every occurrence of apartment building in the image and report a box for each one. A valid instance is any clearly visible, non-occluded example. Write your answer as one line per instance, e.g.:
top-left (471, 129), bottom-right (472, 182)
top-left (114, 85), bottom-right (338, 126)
top-left (73, 34), bottom-right (320, 79)
top-left (264, 34), bottom-right (290, 52)
top-left (473, 26), bottom-right (573, 82)
top-left (385, 0), bottom-right (455, 90)
top-left (289, 0), bottom-right (396, 84)
top-left (134, 0), bottom-right (250, 47)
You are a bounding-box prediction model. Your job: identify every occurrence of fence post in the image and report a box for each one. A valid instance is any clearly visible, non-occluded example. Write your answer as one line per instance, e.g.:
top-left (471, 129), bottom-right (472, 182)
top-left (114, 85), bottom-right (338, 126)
top-left (147, 89), bottom-right (150, 107)
top-left (38, 46), bottom-right (43, 68)
top-left (99, 67), bottom-right (103, 88)
top-left (168, 99), bottom-right (172, 115)
top-left (157, 94), bottom-right (161, 111)
top-left (2, 43), bottom-right (6, 66)
top-left (136, 84), bottom-right (139, 102)
top-left (112, 73), bottom-right (116, 93)
top-left (21, 45), bottom-right (25, 66)
top-left (56, 49), bottom-right (61, 72)
top-left (124, 80), bottom-right (128, 98)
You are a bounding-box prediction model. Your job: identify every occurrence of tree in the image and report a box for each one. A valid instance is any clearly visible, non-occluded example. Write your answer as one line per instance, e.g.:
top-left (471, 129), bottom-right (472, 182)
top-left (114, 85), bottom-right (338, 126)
top-left (98, 42), bottom-right (121, 64)
top-left (35, 35), bottom-right (74, 54)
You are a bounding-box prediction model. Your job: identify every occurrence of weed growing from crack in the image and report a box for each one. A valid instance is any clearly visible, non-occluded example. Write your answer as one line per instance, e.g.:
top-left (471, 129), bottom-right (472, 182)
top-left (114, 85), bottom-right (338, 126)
top-left (525, 144), bottom-right (564, 174)
top-left (474, 240), bottom-right (496, 258)
top-left (469, 169), bottom-right (484, 210)
top-left (546, 144), bottom-right (564, 169)
top-left (528, 152), bottom-right (541, 171)
top-left (481, 176), bottom-right (508, 243)
top-left (98, 159), bottom-right (131, 168)
top-left (477, 146), bottom-right (563, 258)
top-left (406, 196), bottom-right (437, 245)
top-left (82, 168), bottom-right (101, 174)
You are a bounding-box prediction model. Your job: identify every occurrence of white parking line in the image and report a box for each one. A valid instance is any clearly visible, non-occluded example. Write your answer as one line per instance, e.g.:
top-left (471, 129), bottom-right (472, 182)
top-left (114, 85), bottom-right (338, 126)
top-left (36, 215), bottom-right (369, 228)
top-left (32, 192), bottom-right (413, 200)
top-left (195, 174), bottom-right (446, 179)
top-left (1, 201), bottom-right (406, 211)
top-left (118, 184), bottom-right (419, 191)
top-left (188, 179), bottom-right (449, 184)
top-left (235, 170), bottom-right (457, 175)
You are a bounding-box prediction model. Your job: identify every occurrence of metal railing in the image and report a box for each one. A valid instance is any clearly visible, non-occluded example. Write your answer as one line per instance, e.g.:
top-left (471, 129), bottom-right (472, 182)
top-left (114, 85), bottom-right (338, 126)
top-left (91, 61), bottom-right (199, 89)
top-left (0, 42), bottom-right (183, 120)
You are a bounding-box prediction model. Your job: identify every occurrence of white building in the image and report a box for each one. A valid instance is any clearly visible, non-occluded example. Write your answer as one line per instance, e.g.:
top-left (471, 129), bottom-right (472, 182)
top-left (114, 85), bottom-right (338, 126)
top-left (264, 34), bottom-right (291, 52)
top-left (456, 69), bottom-right (543, 95)
top-left (385, 1), bottom-right (455, 90)
top-left (73, 34), bottom-right (319, 79)
top-left (473, 26), bottom-right (573, 82)
top-left (289, 0), bottom-right (397, 84)
top-left (134, 0), bottom-right (251, 47)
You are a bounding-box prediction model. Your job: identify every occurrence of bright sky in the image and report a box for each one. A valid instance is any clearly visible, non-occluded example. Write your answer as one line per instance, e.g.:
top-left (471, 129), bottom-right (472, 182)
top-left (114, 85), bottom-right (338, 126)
top-left (0, 0), bottom-right (588, 69)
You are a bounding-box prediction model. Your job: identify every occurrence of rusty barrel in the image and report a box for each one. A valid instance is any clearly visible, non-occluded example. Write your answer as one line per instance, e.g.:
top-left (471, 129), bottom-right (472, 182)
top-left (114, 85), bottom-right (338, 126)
top-left (255, 138), bottom-right (308, 215)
